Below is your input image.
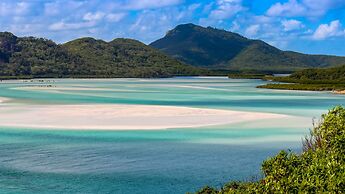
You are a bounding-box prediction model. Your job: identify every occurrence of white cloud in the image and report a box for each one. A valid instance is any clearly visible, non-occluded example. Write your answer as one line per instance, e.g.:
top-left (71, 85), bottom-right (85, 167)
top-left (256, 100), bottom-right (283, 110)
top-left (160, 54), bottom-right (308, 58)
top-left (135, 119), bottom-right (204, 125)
top-left (209, 0), bottom-right (246, 19)
top-left (245, 24), bottom-right (260, 37)
top-left (176, 3), bottom-right (200, 20)
top-left (128, 4), bottom-right (202, 43)
top-left (83, 12), bottom-right (105, 21)
top-left (312, 20), bottom-right (345, 40)
top-left (8, 23), bottom-right (43, 34)
top-left (15, 2), bottom-right (31, 15)
top-left (303, 0), bottom-right (345, 12)
top-left (44, 1), bottom-right (85, 16)
top-left (282, 19), bottom-right (304, 31)
top-left (253, 15), bottom-right (275, 23)
top-left (133, 0), bottom-right (181, 9)
top-left (267, 0), bottom-right (306, 17)
top-left (49, 21), bottom-right (96, 31)
top-left (226, 13), bottom-right (309, 50)
top-left (106, 13), bottom-right (126, 22)
top-left (109, 0), bottom-right (183, 10)
top-left (0, 2), bottom-right (32, 16)
top-left (267, 0), bottom-right (345, 17)
top-left (0, 2), bottom-right (11, 16)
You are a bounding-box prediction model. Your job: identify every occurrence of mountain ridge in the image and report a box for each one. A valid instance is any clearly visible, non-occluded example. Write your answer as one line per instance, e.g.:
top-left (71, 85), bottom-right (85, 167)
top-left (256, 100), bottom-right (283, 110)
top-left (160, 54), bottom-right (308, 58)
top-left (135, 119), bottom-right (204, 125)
top-left (0, 32), bottom-right (206, 79)
top-left (150, 23), bottom-right (345, 72)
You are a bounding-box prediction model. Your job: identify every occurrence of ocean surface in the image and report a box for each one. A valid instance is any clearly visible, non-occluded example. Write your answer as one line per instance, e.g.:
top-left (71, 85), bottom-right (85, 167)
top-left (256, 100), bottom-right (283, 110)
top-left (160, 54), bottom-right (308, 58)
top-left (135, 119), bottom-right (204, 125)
top-left (0, 77), bottom-right (344, 194)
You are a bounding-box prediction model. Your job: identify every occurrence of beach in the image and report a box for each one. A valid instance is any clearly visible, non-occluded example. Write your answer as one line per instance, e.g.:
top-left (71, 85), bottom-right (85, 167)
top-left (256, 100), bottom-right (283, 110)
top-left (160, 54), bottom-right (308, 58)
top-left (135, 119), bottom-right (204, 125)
top-left (0, 103), bottom-right (286, 130)
top-left (334, 90), bottom-right (345, 95)
top-left (0, 97), bottom-right (8, 103)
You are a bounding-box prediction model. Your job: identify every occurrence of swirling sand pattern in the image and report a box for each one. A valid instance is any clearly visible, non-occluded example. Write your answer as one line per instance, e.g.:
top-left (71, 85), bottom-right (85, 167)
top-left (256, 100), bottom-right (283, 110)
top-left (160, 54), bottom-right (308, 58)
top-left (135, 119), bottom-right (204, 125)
top-left (0, 77), bottom-right (344, 194)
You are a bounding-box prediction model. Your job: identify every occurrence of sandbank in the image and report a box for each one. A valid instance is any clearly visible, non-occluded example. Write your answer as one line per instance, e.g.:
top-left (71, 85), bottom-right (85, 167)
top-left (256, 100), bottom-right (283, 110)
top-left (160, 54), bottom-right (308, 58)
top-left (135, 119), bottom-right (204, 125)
top-left (0, 104), bottom-right (286, 130)
top-left (0, 97), bottom-right (9, 103)
top-left (334, 90), bottom-right (345, 94)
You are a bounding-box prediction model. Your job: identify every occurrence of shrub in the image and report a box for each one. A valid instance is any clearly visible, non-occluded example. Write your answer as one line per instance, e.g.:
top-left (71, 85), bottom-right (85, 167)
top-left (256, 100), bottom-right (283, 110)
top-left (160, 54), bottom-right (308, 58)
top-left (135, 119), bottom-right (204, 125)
top-left (196, 106), bottom-right (345, 193)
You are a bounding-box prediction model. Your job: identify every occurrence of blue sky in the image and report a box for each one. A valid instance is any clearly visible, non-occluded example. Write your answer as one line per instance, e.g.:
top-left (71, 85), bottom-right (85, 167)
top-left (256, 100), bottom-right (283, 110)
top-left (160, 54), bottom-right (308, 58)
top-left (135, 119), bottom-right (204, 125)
top-left (1, 0), bottom-right (345, 56)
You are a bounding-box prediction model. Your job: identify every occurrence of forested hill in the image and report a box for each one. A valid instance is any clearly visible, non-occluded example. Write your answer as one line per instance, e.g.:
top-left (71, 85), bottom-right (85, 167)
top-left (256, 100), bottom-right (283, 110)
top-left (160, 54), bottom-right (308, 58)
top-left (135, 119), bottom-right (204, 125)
top-left (0, 32), bottom-right (206, 79)
top-left (150, 23), bottom-right (345, 73)
top-left (257, 65), bottom-right (345, 92)
top-left (288, 65), bottom-right (345, 82)
top-left (263, 65), bottom-right (345, 84)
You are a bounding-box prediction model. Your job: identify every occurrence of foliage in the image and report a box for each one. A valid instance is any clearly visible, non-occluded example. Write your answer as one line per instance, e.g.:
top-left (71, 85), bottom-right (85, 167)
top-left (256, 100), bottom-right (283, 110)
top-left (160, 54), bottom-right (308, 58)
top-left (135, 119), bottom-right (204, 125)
top-left (150, 24), bottom-right (345, 72)
top-left (228, 74), bottom-right (267, 79)
top-left (289, 65), bottom-right (345, 82)
top-left (259, 65), bottom-right (345, 91)
top-left (195, 106), bottom-right (345, 193)
top-left (257, 83), bottom-right (345, 91)
top-left (0, 32), bottom-right (208, 79)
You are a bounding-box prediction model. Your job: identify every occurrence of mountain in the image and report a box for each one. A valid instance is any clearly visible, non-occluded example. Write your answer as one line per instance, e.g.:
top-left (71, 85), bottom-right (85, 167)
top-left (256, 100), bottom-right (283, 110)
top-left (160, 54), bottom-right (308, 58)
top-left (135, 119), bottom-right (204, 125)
top-left (0, 32), bottom-right (82, 78)
top-left (0, 32), bottom-right (206, 79)
top-left (150, 23), bottom-right (345, 73)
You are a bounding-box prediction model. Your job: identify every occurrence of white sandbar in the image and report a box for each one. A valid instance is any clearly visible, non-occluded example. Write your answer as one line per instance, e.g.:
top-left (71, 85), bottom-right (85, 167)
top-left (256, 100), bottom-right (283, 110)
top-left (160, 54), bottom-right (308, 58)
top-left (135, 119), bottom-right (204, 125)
top-left (334, 90), bottom-right (345, 94)
top-left (0, 97), bottom-right (10, 103)
top-left (0, 104), bottom-right (286, 130)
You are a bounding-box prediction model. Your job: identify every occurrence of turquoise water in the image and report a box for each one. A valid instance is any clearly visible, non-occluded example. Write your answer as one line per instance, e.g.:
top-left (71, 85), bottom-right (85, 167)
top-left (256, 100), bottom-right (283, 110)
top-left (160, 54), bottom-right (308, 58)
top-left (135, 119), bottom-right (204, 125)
top-left (0, 77), bottom-right (344, 194)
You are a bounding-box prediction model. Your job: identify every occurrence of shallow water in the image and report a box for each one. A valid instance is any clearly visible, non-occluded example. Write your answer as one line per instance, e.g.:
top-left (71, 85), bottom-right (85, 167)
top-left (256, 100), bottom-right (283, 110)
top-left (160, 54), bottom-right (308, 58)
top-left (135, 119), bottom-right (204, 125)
top-left (0, 77), bottom-right (344, 194)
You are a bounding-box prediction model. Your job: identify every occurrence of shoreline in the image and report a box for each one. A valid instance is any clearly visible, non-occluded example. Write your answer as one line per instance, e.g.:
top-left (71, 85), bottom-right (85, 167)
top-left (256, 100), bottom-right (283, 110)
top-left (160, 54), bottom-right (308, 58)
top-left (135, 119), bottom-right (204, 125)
top-left (0, 75), bottom-right (229, 82)
top-left (0, 103), bottom-right (287, 130)
top-left (0, 97), bottom-right (10, 103)
top-left (334, 90), bottom-right (345, 94)
top-left (257, 83), bottom-right (345, 94)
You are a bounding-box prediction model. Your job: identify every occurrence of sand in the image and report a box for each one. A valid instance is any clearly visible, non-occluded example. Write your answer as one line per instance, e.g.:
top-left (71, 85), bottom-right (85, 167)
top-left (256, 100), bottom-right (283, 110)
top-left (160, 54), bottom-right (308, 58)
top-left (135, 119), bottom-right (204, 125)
top-left (0, 97), bottom-right (9, 103)
top-left (334, 90), bottom-right (345, 94)
top-left (13, 86), bottom-right (139, 92)
top-left (0, 103), bottom-right (286, 130)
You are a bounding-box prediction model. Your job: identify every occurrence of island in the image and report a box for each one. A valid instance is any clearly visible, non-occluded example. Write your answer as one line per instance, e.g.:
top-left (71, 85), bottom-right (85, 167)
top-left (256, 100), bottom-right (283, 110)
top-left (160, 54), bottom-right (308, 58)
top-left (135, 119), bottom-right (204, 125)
top-left (257, 65), bottom-right (345, 93)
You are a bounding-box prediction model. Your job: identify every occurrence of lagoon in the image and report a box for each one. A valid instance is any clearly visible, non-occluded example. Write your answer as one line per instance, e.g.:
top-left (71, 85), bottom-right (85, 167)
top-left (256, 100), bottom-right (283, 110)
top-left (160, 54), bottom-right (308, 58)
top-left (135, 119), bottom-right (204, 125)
top-left (0, 77), bottom-right (344, 193)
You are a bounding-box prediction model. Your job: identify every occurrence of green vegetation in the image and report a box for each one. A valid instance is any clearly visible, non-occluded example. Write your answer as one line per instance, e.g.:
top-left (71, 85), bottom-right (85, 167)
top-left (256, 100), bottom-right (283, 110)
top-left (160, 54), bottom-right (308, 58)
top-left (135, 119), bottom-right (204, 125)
top-left (151, 24), bottom-right (252, 68)
top-left (289, 65), bottom-right (345, 82)
top-left (258, 83), bottom-right (345, 91)
top-left (0, 32), bottom-right (208, 79)
top-left (195, 106), bottom-right (345, 193)
top-left (150, 23), bottom-right (345, 72)
top-left (228, 74), bottom-right (267, 79)
top-left (259, 65), bottom-right (345, 92)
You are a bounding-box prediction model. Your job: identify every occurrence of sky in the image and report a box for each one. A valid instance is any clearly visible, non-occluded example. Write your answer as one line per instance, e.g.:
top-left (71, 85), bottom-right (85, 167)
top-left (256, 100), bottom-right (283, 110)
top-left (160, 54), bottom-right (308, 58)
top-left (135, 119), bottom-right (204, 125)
top-left (0, 0), bottom-right (345, 56)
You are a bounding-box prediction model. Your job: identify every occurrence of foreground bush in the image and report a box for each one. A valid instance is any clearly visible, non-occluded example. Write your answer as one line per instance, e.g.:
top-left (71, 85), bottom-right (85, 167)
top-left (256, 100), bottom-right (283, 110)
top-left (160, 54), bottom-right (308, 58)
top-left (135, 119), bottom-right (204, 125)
top-left (195, 106), bottom-right (345, 193)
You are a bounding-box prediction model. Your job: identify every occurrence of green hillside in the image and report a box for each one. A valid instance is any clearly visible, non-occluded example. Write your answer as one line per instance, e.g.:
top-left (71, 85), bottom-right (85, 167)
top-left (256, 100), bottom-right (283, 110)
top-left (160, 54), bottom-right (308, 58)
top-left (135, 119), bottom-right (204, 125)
top-left (150, 24), bottom-right (345, 73)
top-left (0, 32), bottom-right (82, 78)
top-left (62, 37), bottom-right (206, 78)
top-left (150, 24), bottom-right (251, 67)
top-left (0, 32), bottom-right (206, 79)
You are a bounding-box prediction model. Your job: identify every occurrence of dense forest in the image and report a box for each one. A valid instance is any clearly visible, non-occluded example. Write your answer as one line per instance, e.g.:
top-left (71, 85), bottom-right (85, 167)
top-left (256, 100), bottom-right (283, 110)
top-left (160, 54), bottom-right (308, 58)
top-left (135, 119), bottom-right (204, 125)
top-left (195, 106), bottom-right (345, 193)
top-left (289, 65), bottom-right (345, 82)
top-left (151, 24), bottom-right (345, 73)
top-left (0, 32), bottom-right (207, 79)
top-left (258, 65), bottom-right (345, 91)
